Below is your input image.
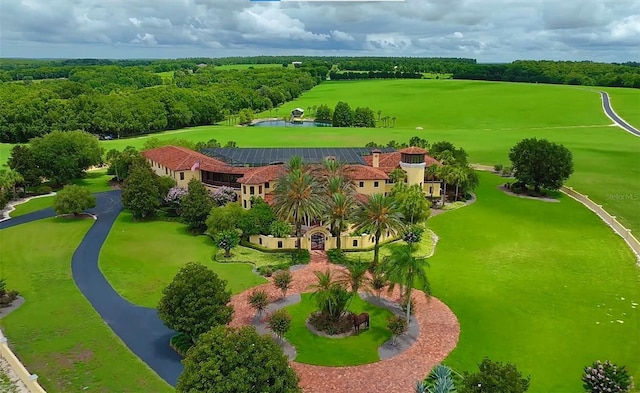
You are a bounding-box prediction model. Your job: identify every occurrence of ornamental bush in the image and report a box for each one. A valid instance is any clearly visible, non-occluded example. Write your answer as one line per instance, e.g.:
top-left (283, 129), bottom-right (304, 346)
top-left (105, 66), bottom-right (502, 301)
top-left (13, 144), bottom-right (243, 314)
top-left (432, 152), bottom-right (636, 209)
top-left (582, 360), bottom-right (633, 393)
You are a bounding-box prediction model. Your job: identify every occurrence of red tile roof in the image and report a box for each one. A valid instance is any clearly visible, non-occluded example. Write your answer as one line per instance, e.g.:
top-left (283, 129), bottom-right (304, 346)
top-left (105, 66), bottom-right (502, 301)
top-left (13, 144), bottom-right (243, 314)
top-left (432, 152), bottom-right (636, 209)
top-left (238, 165), bottom-right (285, 184)
top-left (345, 165), bottom-right (389, 180)
top-left (399, 146), bottom-right (428, 154)
top-left (142, 146), bottom-right (248, 174)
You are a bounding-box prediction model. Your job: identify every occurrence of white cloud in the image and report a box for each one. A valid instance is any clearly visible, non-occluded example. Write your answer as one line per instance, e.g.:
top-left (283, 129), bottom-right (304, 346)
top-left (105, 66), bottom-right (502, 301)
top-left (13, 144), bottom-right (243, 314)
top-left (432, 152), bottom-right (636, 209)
top-left (453, 31), bottom-right (464, 39)
top-left (609, 15), bottom-right (640, 40)
top-left (365, 33), bottom-right (412, 51)
top-left (235, 7), bottom-right (328, 42)
top-left (131, 33), bottom-right (157, 46)
top-left (331, 30), bottom-right (355, 42)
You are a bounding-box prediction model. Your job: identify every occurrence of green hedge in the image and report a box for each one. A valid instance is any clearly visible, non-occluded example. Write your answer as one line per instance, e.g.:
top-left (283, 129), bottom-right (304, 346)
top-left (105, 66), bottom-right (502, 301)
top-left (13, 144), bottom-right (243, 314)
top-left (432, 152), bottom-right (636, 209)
top-left (169, 333), bottom-right (193, 357)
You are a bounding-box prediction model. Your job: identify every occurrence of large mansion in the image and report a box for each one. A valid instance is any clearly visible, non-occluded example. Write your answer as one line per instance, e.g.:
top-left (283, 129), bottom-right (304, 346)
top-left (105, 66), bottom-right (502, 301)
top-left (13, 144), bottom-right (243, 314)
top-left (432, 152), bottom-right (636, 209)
top-left (142, 146), bottom-right (444, 209)
top-left (143, 145), bottom-right (443, 251)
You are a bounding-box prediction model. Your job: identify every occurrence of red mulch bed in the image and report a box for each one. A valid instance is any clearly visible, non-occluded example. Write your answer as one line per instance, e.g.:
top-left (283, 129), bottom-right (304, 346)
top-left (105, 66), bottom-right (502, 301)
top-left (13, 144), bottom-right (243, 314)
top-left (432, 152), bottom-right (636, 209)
top-left (229, 251), bottom-right (460, 393)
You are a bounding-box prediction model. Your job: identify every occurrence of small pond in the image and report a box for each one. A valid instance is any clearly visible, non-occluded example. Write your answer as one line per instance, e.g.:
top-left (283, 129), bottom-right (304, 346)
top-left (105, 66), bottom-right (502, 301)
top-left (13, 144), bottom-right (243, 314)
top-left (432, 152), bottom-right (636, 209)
top-left (251, 120), bottom-right (332, 127)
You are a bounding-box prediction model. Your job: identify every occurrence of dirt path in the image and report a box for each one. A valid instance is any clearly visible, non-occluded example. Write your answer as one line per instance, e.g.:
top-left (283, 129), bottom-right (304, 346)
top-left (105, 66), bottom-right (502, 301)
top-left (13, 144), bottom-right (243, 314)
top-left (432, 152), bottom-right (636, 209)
top-left (229, 251), bottom-right (460, 393)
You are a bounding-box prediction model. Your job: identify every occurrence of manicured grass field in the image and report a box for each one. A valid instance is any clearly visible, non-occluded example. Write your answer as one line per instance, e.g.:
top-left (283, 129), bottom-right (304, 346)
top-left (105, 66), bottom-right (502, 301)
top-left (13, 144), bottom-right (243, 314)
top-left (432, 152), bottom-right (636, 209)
top-left (7, 169), bottom-right (113, 218)
top-left (343, 229), bottom-right (435, 263)
top-left (427, 171), bottom-right (639, 393)
top-left (99, 212), bottom-right (267, 308)
top-left (0, 218), bottom-right (172, 393)
top-left (284, 293), bottom-right (393, 366)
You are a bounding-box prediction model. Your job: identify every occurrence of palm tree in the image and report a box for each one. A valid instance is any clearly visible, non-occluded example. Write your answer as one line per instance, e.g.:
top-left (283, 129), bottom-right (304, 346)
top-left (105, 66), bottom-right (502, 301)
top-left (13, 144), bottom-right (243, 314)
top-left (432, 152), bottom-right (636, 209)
top-left (452, 165), bottom-right (469, 201)
top-left (352, 193), bottom-right (406, 268)
top-left (338, 259), bottom-right (370, 295)
top-left (382, 246), bottom-right (431, 324)
top-left (324, 192), bottom-right (356, 251)
top-left (317, 159), bottom-right (357, 250)
top-left (0, 169), bottom-right (24, 201)
top-left (377, 110), bottom-right (382, 121)
top-left (389, 168), bottom-right (407, 184)
top-left (272, 156), bottom-right (323, 251)
top-left (424, 163), bottom-right (440, 199)
top-left (308, 270), bottom-right (351, 322)
top-left (436, 164), bottom-right (454, 206)
top-left (392, 117), bottom-right (397, 127)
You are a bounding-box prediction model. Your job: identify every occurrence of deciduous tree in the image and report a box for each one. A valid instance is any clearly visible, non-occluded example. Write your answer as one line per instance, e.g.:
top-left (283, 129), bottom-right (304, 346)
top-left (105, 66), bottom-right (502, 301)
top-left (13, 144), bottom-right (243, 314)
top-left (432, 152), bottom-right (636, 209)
top-left (509, 138), bottom-right (574, 193)
top-left (180, 178), bottom-right (214, 232)
top-left (459, 358), bottom-right (530, 393)
top-left (122, 164), bottom-right (160, 219)
top-left (177, 326), bottom-right (300, 393)
top-left (157, 262), bottom-right (233, 342)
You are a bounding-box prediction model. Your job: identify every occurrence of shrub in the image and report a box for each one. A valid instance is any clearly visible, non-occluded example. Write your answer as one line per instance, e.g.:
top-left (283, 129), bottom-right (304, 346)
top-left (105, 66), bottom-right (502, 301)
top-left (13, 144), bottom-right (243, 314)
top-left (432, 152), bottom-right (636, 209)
top-left (291, 249), bottom-right (310, 264)
top-left (266, 309), bottom-right (292, 341)
top-left (170, 333), bottom-right (193, 357)
top-left (370, 273), bottom-right (388, 298)
top-left (258, 266), bottom-right (274, 277)
top-left (53, 185), bottom-right (97, 215)
top-left (582, 360), bottom-right (633, 393)
top-left (387, 316), bottom-right (408, 345)
top-left (211, 186), bottom-right (237, 206)
top-left (327, 249), bottom-right (347, 263)
top-left (459, 357), bottom-right (530, 393)
top-left (494, 164), bottom-right (503, 173)
top-left (269, 220), bottom-right (292, 238)
top-left (35, 185), bottom-right (52, 195)
top-left (248, 289), bottom-right (270, 317)
top-left (502, 166), bottom-right (513, 177)
top-left (273, 270), bottom-right (293, 298)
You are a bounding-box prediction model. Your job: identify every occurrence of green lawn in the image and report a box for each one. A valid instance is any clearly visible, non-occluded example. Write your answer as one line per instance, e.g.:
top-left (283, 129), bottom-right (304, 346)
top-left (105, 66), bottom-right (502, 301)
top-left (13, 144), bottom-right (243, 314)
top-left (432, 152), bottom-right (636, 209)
top-left (284, 293), bottom-right (393, 366)
top-left (8, 169), bottom-right (113, 218)
top-left (0, 218), bottom-right (172, 393)
top-left (8, 195), bottom-right (54, 217)
top-left (99, 212), bottom-right (267, 308)
top-left (214, 245), bottom-right (295, 267)
top-left (427, 171), bottom-right (639, 393)
top-left (600, 87), bottom-right (640, 129)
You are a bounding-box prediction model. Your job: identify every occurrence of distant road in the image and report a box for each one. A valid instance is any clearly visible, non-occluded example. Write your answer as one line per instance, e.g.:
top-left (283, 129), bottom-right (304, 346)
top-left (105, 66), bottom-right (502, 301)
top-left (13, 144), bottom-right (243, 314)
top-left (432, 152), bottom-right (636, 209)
top-left (599, 91), bottom-right (640, 137)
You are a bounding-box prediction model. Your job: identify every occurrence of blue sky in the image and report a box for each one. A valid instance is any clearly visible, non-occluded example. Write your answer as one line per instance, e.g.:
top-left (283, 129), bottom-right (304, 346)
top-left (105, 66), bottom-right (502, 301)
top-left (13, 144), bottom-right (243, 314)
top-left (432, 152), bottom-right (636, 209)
top-left (1, 0), bottom-right (638, 62)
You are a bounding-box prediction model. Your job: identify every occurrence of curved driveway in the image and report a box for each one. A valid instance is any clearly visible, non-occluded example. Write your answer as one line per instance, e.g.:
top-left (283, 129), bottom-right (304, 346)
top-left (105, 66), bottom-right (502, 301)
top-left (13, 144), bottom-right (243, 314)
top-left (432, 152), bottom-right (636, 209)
top-left (0, 90), bottom-right (637, 390)
top-left (0, 190), bottom-right (183, 386)
top-left (599, 91), bottom-right (640, 136)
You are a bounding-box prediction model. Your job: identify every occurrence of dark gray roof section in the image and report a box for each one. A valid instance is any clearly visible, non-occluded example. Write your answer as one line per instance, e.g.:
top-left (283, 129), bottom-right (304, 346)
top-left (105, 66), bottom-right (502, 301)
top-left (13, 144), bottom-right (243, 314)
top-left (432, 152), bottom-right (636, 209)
top-left (200, 147), bottom-right (396, 167)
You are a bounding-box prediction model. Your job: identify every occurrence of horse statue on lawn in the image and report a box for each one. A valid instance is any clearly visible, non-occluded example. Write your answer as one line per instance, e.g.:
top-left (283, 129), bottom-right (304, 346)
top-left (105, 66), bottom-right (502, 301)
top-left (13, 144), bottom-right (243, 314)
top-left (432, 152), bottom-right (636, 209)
top-left (349, 312), bottom-right (370, 334)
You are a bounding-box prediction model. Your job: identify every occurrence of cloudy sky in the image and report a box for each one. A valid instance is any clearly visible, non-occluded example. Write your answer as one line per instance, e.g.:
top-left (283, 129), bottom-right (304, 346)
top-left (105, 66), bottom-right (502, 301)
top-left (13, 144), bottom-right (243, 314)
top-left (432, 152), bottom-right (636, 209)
top-left (1, 0), bottom-right (639, 62)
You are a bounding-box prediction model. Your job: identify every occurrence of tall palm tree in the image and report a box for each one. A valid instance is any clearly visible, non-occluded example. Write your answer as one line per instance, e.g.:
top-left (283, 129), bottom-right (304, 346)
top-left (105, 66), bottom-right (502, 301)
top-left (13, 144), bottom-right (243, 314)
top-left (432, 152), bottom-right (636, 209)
top-left (424, 163), bottom-right (440, 199)
top-left (324, 192), bottom-right (356, 250)
top-left (352, 193), bottom-right (406, 268)
top-left (317, 159), bottom-right (357, 250)
top-left (452, 165), bottom-right (469, 201)
top-left (436, 164), bottom-right (454, 206)
top-left (272, 156), bottom-right (323, 251)
top-left (382, 246), bottom-right (431, 324)
top-left (338, 259), bottom-right (370, 295)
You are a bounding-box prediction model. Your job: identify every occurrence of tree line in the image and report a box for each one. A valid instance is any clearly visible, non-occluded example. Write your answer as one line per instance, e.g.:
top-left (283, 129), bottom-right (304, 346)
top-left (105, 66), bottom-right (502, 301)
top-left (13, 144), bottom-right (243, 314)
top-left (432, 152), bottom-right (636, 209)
top-left (0, 67), bottom-right (319, 143)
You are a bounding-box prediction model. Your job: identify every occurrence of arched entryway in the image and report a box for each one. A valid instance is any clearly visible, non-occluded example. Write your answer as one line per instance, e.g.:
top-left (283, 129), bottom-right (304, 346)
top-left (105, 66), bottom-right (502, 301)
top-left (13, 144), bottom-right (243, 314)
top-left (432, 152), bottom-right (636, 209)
top-left (310, 233), bottom-right (325, 250)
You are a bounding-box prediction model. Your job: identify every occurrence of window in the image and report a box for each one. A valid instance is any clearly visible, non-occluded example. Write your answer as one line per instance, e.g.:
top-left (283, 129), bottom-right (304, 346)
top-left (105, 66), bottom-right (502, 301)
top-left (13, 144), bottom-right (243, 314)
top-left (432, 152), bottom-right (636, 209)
top-left (374, 181), bottom-right (379, 188)
top-left (259, 185), bottom-right (262, 194)
top-left (243, 186), bottom-right (246, 193)
top-left (359, 181), bottom-right (364, 188)
top-left (429, 186), bottom-right (433, 194)
top-left (277, 241), bottom-right (283, 249)
top-left (243, 200), bottom-right (247, 208)
top-left (180, 172), bottom-right (184, 181)
top-left (265, 182), bottom-right (270, 189)
top-left (250, 186), bottom-right (255, 195)
top-left (352, 240), bottom-right (358, 247)
top-left (259, 238), bottom-right (262, 245)
top-left (165, 168), bottom-right (168, 175)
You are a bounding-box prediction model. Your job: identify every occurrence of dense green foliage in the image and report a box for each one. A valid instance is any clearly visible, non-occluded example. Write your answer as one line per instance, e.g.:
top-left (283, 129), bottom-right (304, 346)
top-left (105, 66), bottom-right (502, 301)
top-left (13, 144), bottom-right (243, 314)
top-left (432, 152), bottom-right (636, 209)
top-left (214, 229), bottom-right (240, 258)
top-left (11, 130), bottom-right (103, 185)
top-left (157, 262), bottom-right (233, 342)
top-left (266, 309), bottom-right (292, 340)
top-left (122, 164), bottom-right (160, 219)
top-left (459, 358), bottom-right (530, 393)
top-left (52, 185), bottom-right (96, 215)
top-left (332, 101), bottom-right (354, 127)
top-left (206, 202), bottom-right (245, 236)
top-left (177, 326), bottom-right (300, 393)
top-left (0, 65), bottom-right (319, 143)
top-left (509, 138), bottom-right (574, 192)
top-left (248, 289), bottom-right (270, 317)
top-left (180, 178), bottom-right (214, 232)
top-left (105, 146), bottom-right (146, 181)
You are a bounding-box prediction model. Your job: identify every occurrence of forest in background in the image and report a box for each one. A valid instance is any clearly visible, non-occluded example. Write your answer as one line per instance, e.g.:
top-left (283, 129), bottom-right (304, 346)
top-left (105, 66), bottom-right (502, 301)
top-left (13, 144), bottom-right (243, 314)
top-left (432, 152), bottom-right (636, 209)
top-left (1, 56), bottom-right (638, 143)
